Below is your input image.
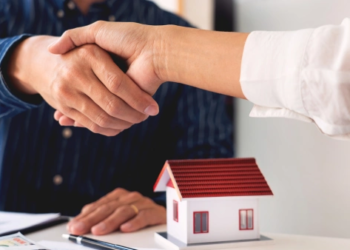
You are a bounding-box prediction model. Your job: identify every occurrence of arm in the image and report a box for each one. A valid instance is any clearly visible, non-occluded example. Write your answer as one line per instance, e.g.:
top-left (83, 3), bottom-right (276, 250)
top-left (49, 22), bottom-right (248, 99)
top-left (0, 0), bottom-right (42, 120)
top-left (49, 19), bottom-right (350, 138)
top-left (3, 35), bottom-right (159, 136)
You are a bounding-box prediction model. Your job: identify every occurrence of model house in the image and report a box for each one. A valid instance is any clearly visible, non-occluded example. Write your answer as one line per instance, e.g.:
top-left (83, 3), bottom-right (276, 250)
top-left (153, 158), bottom-right (273, 245)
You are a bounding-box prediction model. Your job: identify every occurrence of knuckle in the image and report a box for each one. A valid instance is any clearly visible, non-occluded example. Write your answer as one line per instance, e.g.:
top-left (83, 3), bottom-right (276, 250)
top-left (89, 124), bottom-right (101, 134)
top-left (53, 81), bottom-right (69, 99)
top-left (95, 113), bottom-right (111, 128)
top-left (61, 30), bottom-right (72, 39)
top-left (97, 204), bottom-right (110, 212)
top-left (105, 98), bottom-right (120, 116)
top-left (106, 73), bottom-right (123, 94)
top-left (60, 106), bottom-right (72, 116)
top-left (79, 102), bottom-right (89, 115)
top-left (77, 45), bottom-right (94, 59)
top-left (119, 205), bottom-right (131, 214)
top-left (114, 187), bottom-right (126, 194)
top-left (143, 197), bottom-right (153, 205)
top-left (129, 191), bottom-right (142, 200)
top-left (92, 20), bottom-right (105, 30)
top-left (82, 204), bottom-right (93, 213)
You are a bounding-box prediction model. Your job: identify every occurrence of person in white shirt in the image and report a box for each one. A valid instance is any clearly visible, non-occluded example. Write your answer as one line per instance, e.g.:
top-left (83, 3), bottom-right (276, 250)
top-left (48, 19), bottom-right (350, 139)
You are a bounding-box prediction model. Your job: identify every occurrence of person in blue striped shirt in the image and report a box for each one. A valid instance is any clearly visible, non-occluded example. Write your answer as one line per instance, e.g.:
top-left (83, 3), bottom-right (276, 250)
top-left (0, 0), bottom-right (233, 235)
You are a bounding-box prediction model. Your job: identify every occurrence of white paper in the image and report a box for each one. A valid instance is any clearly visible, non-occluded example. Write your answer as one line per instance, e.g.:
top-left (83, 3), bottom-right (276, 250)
top-left (38, 240), bottom-right (163, 250)
top-left (0, 212), bottom-right (60, 235)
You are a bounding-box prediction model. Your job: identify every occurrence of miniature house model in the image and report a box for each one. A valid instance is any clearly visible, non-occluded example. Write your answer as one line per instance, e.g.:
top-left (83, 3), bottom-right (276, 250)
top-left (154, 158), bottom-right (273, 245)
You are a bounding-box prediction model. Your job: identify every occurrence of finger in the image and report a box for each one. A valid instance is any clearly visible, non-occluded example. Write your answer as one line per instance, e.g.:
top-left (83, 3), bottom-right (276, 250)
top-left (80, 188), bottom-right (129, 215)
top-left (58, 116), bottom-right (75, 126)
top-left (48, 25), bottom-right (97, 55)
top-left (117, 191), bottom-right (144, 204)
top-left (84, 50), bottom-right (157, 121)
top-left (91, 197), bottom-right (155, 235)
top-left (54, 110), bottom-right (74, 126)
top-left (61, 107), bottom-right (121, 137)
top-left (121, 206), bottom-right (166, 233)
top-left (48, 21), bottom-right (139, 58)
top-left (69, 200), bottom-right (122, 235)
top-left (104, 188), bottom-right (129, 201)
top-left (91, 205), bottom-right (136, 235)
top-left (54, 110), bottom-right (64, 121)
top-left (69, 92), bottom-right (134, 131)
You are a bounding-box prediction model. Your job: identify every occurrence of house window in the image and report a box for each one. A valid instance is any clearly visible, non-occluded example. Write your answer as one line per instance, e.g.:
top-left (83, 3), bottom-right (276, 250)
top-left (173, 200), bottom-right (178, 222)
top-left (239, 209), bottom-right (254, 230)
top-left (193, 212), bottom-right (209, 233)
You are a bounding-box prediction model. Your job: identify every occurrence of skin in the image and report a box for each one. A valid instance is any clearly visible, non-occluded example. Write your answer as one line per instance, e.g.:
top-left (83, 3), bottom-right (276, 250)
top-left (68, 188), bottom-right (166, 235)
top-left (48, 22), bottom-right (249, 122)
top-left (6, 0), bottom-right (166, 235)
top-left (8, 36), bottom-right (158, 136)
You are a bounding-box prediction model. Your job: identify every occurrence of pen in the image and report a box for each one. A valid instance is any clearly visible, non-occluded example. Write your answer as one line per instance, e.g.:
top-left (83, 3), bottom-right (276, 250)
top-left (62, 234), bottom-right (137, 250)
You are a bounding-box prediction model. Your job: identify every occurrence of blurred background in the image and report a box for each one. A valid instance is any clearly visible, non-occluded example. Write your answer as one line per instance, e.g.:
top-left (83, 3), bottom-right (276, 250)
top-left (151, 0), bottom-right (350, 239)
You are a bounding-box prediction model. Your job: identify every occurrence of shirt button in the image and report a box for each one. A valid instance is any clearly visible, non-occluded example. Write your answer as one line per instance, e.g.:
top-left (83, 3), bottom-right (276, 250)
top-left (67, 1), bottom-right (75, 10)
top-left (108, 15), bottom-right (116, 21)
top-left (57, 10), bottom-right (65, 18)
top-left (62, 128), bottom-right (73, 139)
top-left (53, 175), bottom-right (63, 185)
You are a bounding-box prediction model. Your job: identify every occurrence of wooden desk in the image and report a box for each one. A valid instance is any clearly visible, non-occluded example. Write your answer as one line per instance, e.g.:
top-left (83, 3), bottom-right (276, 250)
top-left (27, 223), bottom-right (350, 250)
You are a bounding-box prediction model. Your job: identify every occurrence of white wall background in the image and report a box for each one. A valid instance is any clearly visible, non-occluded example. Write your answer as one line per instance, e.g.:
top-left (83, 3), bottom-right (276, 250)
top-left (149, 0), bottom-right (214, 30)
top-left (150, 0), bottom-right (178, 14)
top-left (234, 0), bottom-right (350, 239)
top-left (182, 0), bottom-right (214, 30)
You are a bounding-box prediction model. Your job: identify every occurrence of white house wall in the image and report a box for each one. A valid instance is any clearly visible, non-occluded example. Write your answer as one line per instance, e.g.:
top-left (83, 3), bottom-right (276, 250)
top-left (166, 187), bottom-right (187, 243)
top-left (186, 197), bottom-right (260, 244)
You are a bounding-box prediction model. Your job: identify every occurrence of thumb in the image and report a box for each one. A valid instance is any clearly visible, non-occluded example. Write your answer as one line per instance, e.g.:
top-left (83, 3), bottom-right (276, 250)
top-left (48, 24), bottom-right (98, 54)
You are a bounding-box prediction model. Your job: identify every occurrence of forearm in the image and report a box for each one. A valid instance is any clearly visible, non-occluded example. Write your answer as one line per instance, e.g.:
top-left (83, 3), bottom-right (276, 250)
top-left (155, 26), bottom-right (249, 99)
top-left (7, 36), bottom-right (58, 95)
top-left (0, 35), bottom-right (44, 119)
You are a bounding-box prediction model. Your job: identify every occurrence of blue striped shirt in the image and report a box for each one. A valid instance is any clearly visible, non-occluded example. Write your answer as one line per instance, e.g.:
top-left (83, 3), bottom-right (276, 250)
top-left (0, 0), bottom-right (233, 216)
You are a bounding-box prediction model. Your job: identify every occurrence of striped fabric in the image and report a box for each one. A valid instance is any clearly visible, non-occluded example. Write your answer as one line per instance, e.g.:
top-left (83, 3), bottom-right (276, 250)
top-left (0, 0), bottom-right (233, 216)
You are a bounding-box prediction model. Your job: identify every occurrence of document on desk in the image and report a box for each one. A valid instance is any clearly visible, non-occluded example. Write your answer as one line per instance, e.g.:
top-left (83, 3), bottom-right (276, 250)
top-left (38, 241), bottom-right (163, 250)
top-left (0, 232), bottom-right (48, 250)
top-left (0, 211), bottom-right (60, 235)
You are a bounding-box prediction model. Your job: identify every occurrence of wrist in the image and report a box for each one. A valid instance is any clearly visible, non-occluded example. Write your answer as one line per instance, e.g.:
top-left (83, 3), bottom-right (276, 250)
top-left (6, 37), bottom-right (38, 95)
top-left (152, 25), bottom-right (178, 83)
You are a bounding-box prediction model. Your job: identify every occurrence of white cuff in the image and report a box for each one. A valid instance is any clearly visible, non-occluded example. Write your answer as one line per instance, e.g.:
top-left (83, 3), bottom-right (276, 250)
top-left (240, 29), bottom-right (314, 116)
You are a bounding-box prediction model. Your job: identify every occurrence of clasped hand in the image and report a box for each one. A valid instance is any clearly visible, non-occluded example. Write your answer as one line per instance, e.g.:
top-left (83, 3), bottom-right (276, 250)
top-left (47, 21), bottom-right (165, 133)
top-left (9, 33), bottom-right (160, 136)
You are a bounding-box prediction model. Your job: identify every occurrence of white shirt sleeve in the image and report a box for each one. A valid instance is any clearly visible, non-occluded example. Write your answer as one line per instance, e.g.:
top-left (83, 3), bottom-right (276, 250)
top-left (240, 18), bottom-right (350, 139)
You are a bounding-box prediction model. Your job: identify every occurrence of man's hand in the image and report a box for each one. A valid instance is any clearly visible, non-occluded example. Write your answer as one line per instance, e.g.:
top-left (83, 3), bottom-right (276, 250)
top-left (48, 22), bottom-right (166, 128)
top-left (67, 188), bottom-right (166, 235)
top-left (49, 22), bottom-right (164, 95)
top-left (7, 36), bottom-right (159, 136)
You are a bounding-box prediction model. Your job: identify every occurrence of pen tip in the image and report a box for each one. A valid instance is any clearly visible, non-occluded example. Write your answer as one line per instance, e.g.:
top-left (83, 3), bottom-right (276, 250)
top-left (62, 234), bottom-right (69, 239)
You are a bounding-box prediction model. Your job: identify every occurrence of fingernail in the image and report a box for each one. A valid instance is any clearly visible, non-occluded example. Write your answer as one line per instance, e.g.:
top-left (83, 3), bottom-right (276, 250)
top-left (93, 223), bottom-right (106, 233)
top-left (144, 105), bottom-right (159, 116)
top-left (71, 222), bottom-right (86, 232)
top-left (66, 223), bottom-right (70, 231)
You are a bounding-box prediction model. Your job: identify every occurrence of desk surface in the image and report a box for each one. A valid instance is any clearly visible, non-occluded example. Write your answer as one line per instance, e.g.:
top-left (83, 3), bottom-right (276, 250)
top-left (27, 223), bottom-right (350, 250)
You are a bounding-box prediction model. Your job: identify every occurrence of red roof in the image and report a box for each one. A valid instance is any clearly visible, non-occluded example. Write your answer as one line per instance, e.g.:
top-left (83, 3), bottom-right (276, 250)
top-left (154, 158), bottom-right (273, 199)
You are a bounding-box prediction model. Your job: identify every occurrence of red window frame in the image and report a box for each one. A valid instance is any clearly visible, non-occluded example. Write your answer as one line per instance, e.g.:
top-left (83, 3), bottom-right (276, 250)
top-left (193, 211), bottom-right (209, 234)
top-left (239, 209), bottom-right (254, 230)
top-left (173, 200), bottom-right (178, 222)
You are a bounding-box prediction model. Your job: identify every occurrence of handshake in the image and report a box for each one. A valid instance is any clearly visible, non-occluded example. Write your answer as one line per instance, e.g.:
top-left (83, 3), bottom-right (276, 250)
top-left (9, 21), bottom-right (246, 136)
